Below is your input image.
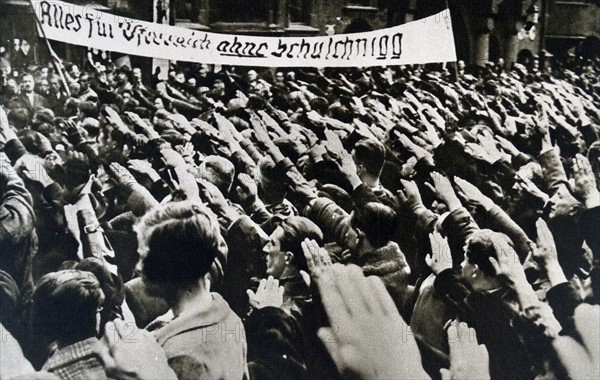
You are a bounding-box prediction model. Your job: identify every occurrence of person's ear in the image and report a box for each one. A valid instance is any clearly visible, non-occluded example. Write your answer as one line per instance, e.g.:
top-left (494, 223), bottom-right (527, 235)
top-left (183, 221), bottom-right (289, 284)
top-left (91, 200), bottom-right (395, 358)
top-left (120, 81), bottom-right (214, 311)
top-left (356, 228), bottom-right (367, 247)
top-left (284, 251), bottom-right (294, 265)
top-left (472, 264), bottom-right (480, 278)
top-left (568, 204), bottom-right (581, 217)
top-left (355, 162), bottom-right (364, 176)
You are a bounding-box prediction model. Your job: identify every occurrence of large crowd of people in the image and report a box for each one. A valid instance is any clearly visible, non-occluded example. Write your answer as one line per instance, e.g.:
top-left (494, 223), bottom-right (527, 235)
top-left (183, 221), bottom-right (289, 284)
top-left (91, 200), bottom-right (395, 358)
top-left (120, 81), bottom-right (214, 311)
top-left (0, 48), bottom-right (599, 380)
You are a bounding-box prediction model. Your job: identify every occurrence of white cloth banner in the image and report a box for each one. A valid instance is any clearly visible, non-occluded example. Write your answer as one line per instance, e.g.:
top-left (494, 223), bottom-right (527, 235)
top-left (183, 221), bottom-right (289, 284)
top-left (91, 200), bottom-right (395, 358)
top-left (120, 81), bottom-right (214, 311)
top-left (31, 0), bottom-right (457, 67)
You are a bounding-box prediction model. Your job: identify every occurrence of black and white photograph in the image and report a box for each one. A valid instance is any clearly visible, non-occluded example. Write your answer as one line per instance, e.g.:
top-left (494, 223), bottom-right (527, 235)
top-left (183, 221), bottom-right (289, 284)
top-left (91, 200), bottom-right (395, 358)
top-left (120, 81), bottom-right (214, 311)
top-left (0, 0), bottom-right (599, 379)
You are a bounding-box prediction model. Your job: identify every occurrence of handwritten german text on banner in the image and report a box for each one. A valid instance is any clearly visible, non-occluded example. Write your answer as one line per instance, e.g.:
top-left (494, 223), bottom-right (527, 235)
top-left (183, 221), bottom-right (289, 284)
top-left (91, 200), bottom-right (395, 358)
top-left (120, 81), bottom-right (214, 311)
top-left (32, 0), bottom-right (457, 67)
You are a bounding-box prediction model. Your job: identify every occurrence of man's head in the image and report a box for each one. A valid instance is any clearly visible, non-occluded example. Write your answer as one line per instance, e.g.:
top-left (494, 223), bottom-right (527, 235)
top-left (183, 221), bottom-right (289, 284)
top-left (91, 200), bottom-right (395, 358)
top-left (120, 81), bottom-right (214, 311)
top-left (37, 78), bottom-right (49, 95)
top-left (460, 230), bottom-right (511, 292)
top-left (263, 216), bottom-right (323, 279)
top-left (78, 101), bottom-right (98, 121)
top-left (116, 66), bottom-right (131, 85)
top-left (79, 72), bottom-right (91, 91)
top-left (31, 270), bottom-right (104, 346)
top-left (175, 71), bottom-right (185, 84)
top-left (135, 201), bottom-right (227, 298)
top-left (247, 70), bottom-right (258, 82)
top-left (20, 73), bottom-right (35, 93)
top-left (344, 202), bottom-right (397, 251)
top-left (256, 157), bottom-right (287, 205)
top-left (154, 97), bottom-right (165, 110)
top-left (67, 64), bottom-right (80, 78)
top-left (5, 78), bottom-right (18, 94)
top-left (49, 76), bottom-right (61, 93)
top-left (68, 81), bottom-right (81, 96)
top-left (132, 67), bottom-right (142, 83)
top-left (39, 67), bottom-right (49, 79)
top-left (352, 138), bottom-right (386, 181)
top-left (198, 64), bottom-right (210, 77)
top-left (275, 71), bottom-right (285, 83)
top-left (547, 183), bottom-right (582, 220)
top-left (198, 156), bottom-right (235, 196)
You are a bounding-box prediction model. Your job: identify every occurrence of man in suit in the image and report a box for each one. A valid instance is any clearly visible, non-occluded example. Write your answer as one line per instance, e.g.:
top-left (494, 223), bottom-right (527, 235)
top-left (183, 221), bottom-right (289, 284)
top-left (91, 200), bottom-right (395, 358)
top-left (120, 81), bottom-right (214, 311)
top-left (9, 73), bottom-right (49, 116)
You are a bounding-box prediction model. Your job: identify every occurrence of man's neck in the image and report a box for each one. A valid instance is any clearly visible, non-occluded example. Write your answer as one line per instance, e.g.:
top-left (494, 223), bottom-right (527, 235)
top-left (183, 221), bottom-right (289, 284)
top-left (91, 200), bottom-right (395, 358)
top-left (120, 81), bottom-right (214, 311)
top-left (361, 175), bottom-right (380, 189)
top-left (356, 239), bottom-right (375, 257)
top-left (171, 280), bottom-right (212, 318)
top-left (280, 266), bottom-right (299, 280)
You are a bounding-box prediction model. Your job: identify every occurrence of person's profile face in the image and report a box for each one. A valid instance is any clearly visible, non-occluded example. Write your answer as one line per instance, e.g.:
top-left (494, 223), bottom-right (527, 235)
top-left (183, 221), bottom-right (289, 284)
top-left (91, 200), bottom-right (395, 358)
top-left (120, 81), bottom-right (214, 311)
top-left (263, 227), bottom-right (287, 279)
top-left (460, 256), bottom-right (478, 286)
top-left (342, 212), bottom-right (361, 251)
top-left (547, 184), bottom-right (579, 220)
top-left (71, 65), bottom-right (80, 77)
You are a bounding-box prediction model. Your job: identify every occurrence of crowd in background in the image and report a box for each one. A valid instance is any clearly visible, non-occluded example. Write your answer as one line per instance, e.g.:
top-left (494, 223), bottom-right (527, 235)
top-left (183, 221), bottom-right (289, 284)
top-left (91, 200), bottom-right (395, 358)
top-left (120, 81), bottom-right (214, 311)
top-left (0, 46), bottom-right (599, 380)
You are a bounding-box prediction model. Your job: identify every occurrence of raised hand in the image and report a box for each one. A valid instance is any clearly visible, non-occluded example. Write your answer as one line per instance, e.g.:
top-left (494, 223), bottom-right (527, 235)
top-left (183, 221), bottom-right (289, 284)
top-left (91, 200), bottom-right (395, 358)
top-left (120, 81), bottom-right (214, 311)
top-left (94, 319), bottom-right (177, 380)
top-left (551, 304), bottom-right (600, 380)
top-left (518, 176), bottom-right (549, 203)
top-left (258, 110), bottom-right (286, 137)
top-left (198, 179), bottom-right (227, 210)
top-left (496, 135), bottom-right (521, 157)
top-left (316, 264), bottom-right (429, 379)
top-left (465, 141), bottom-right (500, 165)
top-left (426, 172), bottom-right (462, 211)
top-left (17, 154), bottom-right (54, 187)
top-left (176, 142), bottom-right (196, 162)
top-left (108, 162), bottom-right (138, 193)
top-left (249, 113), bottom-right (273, 147)
top-left (395, 131), bottom-right (431, 160)
top-left (487, 234), bottom-right (526, 287)
top-left (425, 230), bottom-right (452, 275)
top-left (337, 143), bottom-right (361, 188)
top-left (477, 132), bottom-right (508, 162)
top-left (323, 129), bottom-right (345, 160)
top-left (128, 159), bottom-right (161, 188)
top-left (103, 105), bottom-right (126, 128)
top-left (454, 177), bottom-right (495, 210)
top-left (440, 319), bottom-right (490, 380)
top-left (572, 154), bottom-right (600, 208)
top-left (63, 119), bottom-right (84, 146)
top-left (301, 238), bottom-right (332, 279)
top-left (126, 111), bottom-right (160, 139)
top-left (247, 276), bottom-right (284, 310)
top-left (397, 179), bottom-right (425, 212)
top-left (532, 218), bottom-right (559, 268)
top-left (160, 148), bottom-right (187, 168)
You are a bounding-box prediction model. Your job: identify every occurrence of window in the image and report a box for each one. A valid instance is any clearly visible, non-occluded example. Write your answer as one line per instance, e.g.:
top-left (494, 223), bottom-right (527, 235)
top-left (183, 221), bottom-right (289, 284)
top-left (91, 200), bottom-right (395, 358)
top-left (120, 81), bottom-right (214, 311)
top-left (288, 0), bottom-right (310, 24)
top-left (210, 0), bottom-right (272, 23)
